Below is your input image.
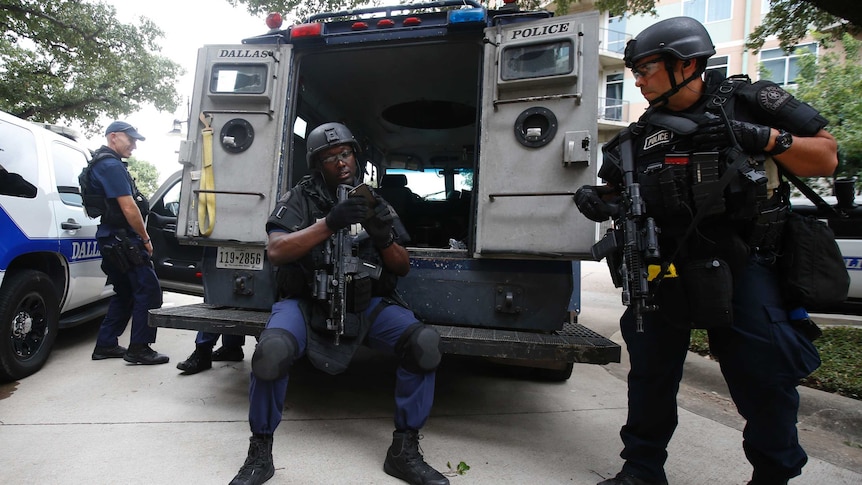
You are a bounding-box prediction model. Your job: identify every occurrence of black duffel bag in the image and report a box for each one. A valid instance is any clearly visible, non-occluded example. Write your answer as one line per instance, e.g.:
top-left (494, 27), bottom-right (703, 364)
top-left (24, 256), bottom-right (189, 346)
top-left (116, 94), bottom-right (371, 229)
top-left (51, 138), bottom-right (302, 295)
top-left (779, 211), bottom-right (849, 308)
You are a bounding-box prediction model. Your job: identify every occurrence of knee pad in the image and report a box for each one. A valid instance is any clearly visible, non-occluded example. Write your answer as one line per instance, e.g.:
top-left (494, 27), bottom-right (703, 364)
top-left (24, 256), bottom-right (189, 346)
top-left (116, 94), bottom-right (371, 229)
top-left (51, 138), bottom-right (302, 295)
top-left (395, 323), bottom-right (442, 374)
top-left (252, 328), bottom-right (299, 381)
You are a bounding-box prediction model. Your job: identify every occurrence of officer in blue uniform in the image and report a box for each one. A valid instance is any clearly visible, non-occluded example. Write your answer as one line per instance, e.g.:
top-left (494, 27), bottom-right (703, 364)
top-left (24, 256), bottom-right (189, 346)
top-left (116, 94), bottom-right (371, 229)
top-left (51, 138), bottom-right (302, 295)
top-left (230, 122), bottom-right (447, 485)
top-left (87, 121), bottom-right (168, 365)
top-left (574, 17), bottom-right (838, 485)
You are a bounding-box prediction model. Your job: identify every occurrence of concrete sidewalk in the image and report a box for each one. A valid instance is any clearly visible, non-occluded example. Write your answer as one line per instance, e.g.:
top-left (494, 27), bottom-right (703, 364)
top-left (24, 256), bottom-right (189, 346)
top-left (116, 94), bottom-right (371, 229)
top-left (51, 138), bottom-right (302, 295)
top-left (1, 318), bottom-right (861, 484)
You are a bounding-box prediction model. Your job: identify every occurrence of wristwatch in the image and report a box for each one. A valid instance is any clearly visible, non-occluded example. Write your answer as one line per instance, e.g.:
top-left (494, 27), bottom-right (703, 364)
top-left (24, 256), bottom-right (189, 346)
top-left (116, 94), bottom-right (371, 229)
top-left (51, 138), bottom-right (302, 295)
top-left (769, 129), bottom-right (792, 156)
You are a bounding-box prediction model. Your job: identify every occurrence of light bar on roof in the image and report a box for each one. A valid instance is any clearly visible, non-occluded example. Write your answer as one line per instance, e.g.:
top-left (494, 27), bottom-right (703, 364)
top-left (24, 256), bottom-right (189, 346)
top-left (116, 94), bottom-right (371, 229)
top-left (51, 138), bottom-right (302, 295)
top-left (448, 7), bottom-right (486, 25)
top-left (291, 22), bottom-right (323, 40)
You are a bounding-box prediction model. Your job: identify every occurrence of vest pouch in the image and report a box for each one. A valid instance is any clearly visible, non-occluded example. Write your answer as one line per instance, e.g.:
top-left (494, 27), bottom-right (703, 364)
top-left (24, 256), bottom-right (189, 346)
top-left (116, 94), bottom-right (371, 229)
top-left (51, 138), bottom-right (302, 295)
top-left (682, 258), bottom-right (733, 329)
top-left (347, 272), bottom-right (372, 313)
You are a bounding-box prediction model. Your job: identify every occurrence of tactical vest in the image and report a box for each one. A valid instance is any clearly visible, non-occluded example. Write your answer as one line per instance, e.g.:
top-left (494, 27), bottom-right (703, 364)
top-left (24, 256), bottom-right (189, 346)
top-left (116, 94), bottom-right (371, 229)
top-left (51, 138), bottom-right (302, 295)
top-left (80, 151), bottom-right (149, 226)
top-left (268, 175), bottom-right (397, 301)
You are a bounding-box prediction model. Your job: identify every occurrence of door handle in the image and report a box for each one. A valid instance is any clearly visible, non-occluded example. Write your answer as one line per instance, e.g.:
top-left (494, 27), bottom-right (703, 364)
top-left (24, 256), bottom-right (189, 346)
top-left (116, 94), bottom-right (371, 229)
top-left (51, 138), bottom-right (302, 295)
top-left (61, 219), bottom-right (82, 230)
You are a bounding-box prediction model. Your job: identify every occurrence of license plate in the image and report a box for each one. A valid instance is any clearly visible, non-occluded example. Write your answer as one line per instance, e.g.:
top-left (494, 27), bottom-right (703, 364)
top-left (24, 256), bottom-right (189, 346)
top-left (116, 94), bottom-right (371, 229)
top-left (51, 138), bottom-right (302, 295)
top-left (216, 246), bottom-right (264, 270)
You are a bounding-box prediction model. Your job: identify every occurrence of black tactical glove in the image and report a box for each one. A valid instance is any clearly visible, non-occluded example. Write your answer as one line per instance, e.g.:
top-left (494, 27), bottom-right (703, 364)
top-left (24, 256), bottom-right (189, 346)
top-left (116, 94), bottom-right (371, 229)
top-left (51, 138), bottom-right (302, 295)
top-left (694, 118), bottom-right (771, 153)
top-left (362, 202), bottom-right (395, 248)
top-left (574, 185), bottom-right (619, 222)
top-left (325, 197), bottom-right (368, 231)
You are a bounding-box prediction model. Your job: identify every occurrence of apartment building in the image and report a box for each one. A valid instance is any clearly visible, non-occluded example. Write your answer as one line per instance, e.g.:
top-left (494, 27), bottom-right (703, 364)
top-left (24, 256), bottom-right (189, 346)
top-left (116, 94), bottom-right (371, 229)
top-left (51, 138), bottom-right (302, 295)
top-left (559, 0), bottom-right (819, 143)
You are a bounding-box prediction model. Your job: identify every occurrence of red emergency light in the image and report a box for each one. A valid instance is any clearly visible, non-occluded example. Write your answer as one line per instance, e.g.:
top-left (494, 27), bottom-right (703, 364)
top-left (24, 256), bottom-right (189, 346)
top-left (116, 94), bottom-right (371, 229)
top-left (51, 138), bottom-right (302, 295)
top-left (291, 22), bottom-right (323, 39)
top-left (377, 18), bottom-right (395, 28)
top-left (265, 12), bottom-right (283, 30)
top-left (352, 21), bottom-right (369, 30)
top-left (403, 17), bottom-right (421, 26)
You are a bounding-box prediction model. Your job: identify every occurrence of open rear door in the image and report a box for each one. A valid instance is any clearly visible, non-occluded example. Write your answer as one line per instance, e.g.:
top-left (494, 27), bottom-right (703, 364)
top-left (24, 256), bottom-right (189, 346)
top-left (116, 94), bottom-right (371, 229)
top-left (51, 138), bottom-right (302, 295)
top-left (176, 44), bottom-right (292, 247)
top-left (474, 11), bottom-right (600, 259)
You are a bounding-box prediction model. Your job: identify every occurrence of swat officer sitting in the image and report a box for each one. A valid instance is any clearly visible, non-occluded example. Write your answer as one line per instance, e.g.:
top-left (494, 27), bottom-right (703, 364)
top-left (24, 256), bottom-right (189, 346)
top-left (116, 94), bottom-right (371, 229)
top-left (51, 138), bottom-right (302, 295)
top-left (230, 122), bottom-right (448, 485)
top-left (574, 17), bottom-right (838, 485)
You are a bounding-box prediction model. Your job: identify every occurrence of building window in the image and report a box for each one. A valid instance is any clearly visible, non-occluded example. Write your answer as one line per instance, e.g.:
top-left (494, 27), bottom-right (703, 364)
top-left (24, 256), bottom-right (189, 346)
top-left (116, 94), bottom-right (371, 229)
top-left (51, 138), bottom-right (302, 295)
top-left (760, 43), bottom-right (817, 85)
top-left (606, 14), bottom-right (628, 54)
top-left (602, 73), bottom-right (624, 121)
top-left (706, 55), bottom-right (729, 77)
top-left (683, 0), bottom-right (732, 23)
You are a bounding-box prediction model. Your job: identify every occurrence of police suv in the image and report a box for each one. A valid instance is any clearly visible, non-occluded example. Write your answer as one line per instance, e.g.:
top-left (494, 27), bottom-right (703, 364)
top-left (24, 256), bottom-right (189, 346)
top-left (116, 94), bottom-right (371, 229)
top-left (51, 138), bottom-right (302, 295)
top-left (0, 110), bottom-right (113, 381)
top-left (149, 1), bottom-right (620, 379)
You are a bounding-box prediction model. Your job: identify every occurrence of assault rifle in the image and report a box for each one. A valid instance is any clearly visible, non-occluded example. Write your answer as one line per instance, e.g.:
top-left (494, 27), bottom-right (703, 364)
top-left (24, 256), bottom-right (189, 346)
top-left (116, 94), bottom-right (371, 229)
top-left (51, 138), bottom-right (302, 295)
top-left (313, 184), bottom-right (382, 345)
top-left (591, 127), bottom-right (660, 332)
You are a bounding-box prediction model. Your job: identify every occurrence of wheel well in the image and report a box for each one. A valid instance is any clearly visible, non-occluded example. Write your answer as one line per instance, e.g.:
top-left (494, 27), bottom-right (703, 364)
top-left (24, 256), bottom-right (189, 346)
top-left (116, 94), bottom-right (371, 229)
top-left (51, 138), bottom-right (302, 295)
top-left (4, 252), bottom-right (67, 305)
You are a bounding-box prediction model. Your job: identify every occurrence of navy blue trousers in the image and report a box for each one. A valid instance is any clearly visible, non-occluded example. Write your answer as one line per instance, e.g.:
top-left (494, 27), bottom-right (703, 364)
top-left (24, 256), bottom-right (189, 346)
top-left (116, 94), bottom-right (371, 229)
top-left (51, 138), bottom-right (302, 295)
top-left (96, 240), bottom-right (162, 347)
top-left (194, 331), bottom-right (245, 348)
top-left (248, 297), bottom-right (437, 435)
top-left (619, 254), bottom-right (820, 483)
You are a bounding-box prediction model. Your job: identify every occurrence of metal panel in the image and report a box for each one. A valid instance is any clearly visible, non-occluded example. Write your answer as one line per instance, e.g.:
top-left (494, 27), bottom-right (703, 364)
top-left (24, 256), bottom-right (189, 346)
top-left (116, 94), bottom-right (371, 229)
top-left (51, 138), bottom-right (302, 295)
top-left (474, 12), bottom-right (601, 258)
top-left (176, 44), bottom-right (293, 247)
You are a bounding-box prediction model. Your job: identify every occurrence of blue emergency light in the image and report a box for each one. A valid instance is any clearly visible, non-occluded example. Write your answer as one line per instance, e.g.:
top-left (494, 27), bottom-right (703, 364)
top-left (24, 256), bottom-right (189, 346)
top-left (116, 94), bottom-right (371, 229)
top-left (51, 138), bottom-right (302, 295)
top-left (448, 8), bottom-right (486, 25)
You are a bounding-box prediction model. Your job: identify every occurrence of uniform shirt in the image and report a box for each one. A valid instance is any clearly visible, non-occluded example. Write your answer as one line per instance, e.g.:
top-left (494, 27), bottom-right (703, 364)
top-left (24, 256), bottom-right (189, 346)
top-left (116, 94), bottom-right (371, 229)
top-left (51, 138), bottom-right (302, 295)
top-left (88, 147), bottom-right (136, 238)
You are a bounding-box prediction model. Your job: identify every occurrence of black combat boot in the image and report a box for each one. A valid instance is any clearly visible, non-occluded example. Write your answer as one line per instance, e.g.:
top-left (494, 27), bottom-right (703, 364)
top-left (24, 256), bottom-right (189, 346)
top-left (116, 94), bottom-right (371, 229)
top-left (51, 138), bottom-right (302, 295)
top-left (176, 346), bottom-right (213, 374)
top-left (212, 345), bottom-right (244, 362)
top-left (383, 430), bottom-right (449, 485)
top-left (597, 472), bottom-right (668, 485)
top-left (123, 344), bottom-right (169, 365)
top-left (230, 433), bottom-right (275, 485)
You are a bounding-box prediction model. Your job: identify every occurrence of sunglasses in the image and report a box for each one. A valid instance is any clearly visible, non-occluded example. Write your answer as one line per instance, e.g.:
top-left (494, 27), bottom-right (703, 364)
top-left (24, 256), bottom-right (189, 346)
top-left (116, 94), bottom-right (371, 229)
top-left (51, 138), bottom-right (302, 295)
top-left (631, 59), bottom-right (663, 79)
top-left (320, 149), bottom-right (354, 165)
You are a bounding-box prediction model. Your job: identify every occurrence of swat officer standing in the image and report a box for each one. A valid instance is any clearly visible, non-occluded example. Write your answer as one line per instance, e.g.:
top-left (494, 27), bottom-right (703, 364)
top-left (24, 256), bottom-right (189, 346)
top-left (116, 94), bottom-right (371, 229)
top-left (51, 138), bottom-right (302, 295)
top-left (575, 17), bottom-right (838, 485)
top-left (230, 122), bottom-right (448, 485)
top-left (86, 121), bottom-right (167, 365)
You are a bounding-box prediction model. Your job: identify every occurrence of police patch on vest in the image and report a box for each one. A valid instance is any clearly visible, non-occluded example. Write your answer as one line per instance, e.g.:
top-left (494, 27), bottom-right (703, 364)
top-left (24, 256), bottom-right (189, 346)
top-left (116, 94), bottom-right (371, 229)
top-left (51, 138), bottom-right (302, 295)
top-left (643, 129), bottom-right (673, 151)
top-left (758, 85), bottom-right (791, 112)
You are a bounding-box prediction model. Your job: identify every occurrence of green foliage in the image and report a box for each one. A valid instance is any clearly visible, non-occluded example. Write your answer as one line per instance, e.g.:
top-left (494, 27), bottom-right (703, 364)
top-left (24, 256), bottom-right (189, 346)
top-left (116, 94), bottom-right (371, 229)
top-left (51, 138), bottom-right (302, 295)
top-left (227, 0), bottom-right (374, 23)
top-left (793, 34), bottom-right (862, 184)
top-left (690, 326), bottom-right (862, 401)
top-left (803, 326), bottom-right (862, 400)
top-left (444, 461), bottom-right (470, 476)
top-left (0, 0), bottom-right (183, 135)
top-left (127, 157), bottom-right (159, 198)
top-left (228, 0), bottom-right (547, 24)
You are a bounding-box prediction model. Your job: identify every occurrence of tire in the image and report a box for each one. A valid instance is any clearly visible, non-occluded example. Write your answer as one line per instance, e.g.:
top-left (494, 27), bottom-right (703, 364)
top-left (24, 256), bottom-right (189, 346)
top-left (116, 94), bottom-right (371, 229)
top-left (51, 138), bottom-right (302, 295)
top-left (0, 270), bottom-right (60, 381)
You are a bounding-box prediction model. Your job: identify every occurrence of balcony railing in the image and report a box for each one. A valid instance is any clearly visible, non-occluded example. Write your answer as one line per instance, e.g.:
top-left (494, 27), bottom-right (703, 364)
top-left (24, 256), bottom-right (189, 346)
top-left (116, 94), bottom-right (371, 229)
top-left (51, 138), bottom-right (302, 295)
top-left (598, 97), bottom-right (629, 123)
top-left (600, 27), bottom-right (630, 55)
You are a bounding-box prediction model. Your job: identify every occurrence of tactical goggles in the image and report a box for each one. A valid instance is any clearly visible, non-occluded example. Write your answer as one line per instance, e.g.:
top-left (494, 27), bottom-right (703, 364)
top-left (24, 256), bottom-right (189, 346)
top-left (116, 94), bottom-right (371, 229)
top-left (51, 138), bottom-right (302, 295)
top-left (320, 149), bottom-right (354, 166)
top-left (631, 59), bottom-right (663, 79)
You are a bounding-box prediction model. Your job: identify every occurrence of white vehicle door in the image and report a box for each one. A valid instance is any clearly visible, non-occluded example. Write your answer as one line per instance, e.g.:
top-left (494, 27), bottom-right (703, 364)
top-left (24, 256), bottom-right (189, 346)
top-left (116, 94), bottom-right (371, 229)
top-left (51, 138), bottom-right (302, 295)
top-left (49, 139), bottom-right (109, 309)
top-left (474, 11), bottom-right (601, 259)
top-left (176, 44), bottom-right (293, 248)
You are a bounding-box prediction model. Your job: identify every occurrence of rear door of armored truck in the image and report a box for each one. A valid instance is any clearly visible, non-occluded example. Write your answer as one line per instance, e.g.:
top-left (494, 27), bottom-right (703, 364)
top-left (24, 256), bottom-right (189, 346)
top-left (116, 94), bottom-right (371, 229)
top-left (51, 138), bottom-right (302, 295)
top-left (173, 44), bottom-right (293, 308)
top-left (474, 11), bottom-right (600, 258)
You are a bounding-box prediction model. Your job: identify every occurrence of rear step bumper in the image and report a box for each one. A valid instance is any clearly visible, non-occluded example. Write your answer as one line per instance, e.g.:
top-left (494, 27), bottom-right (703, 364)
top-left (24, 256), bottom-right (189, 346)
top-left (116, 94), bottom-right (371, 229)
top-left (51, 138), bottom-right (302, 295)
top-left (149, 303), bottom-right (620, 365)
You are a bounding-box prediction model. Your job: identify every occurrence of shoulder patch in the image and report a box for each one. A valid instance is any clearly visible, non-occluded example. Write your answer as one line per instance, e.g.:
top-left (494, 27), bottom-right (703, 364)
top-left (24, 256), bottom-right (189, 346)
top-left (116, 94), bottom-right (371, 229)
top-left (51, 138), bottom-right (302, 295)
top-left (758, 84), bottom-right (791, 112)
top-left (278, 191), bottom-right (292, 203)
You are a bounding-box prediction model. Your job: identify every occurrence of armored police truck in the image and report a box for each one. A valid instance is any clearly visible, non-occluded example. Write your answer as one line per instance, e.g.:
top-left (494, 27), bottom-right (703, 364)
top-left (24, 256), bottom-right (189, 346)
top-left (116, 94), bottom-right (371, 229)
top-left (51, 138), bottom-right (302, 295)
top-left (148, 1), bottom-right (619, 380)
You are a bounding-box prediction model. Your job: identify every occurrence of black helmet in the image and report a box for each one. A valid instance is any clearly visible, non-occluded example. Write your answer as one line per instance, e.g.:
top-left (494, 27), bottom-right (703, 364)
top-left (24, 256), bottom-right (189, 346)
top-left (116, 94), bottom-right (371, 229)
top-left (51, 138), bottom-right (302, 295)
top-left (624, 16), bottom-right (715, 68)
top-left (306, 122), bottom-right (361, 169)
